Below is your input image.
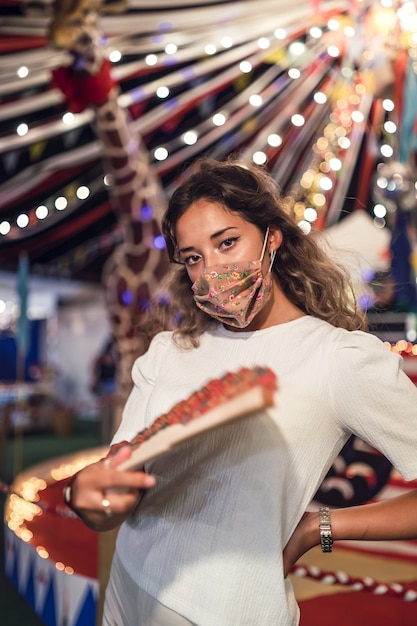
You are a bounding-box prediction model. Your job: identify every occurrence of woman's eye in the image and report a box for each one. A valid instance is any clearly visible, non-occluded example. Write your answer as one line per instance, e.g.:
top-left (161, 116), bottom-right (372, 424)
top-left (220, 237), bottom-right (239, 250)
top-left (184, 254), bottom-right (201, 267)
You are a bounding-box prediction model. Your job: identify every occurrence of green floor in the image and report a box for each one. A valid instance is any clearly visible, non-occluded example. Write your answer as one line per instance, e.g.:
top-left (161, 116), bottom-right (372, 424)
top-left (0, 418), bottom-right (100, 625)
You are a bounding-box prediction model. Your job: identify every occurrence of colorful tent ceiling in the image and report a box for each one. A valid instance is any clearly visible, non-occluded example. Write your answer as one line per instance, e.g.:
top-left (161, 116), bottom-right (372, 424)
top-left (0, 0), bottom-right (414, 283)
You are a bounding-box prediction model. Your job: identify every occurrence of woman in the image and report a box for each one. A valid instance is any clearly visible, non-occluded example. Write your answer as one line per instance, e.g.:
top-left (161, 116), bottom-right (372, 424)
top-left (65, 159), bottom-right (417, 625)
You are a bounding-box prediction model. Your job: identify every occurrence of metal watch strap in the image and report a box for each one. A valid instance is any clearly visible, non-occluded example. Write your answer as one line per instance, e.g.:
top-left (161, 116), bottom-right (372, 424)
top-left (319, 506), bottom-right (333, 553)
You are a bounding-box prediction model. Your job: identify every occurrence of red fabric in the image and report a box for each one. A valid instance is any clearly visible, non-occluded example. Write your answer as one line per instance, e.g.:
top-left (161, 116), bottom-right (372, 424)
top-left (52, 58), bottom-right (116, 113)
top-left (0, 36), bottom-right (46, 53)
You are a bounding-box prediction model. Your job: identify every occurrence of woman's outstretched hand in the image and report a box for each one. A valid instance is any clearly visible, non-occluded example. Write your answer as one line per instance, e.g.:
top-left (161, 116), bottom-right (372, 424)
top-left (68, 445), bottom-right (156, 531)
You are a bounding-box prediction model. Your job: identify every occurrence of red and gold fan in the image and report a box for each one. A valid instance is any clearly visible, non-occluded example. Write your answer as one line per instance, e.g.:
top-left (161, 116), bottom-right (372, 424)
top-left (114, 366), bottom-right (278, 471)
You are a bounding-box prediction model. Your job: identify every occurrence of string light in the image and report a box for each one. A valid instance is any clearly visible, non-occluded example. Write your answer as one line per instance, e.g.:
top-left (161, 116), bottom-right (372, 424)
top-left (55, 197), bottom-right (68, 211)
top-left (220, 36), bottom-right (233, 48)
top-left (382, 98), bottom-right (395, 112)
top-left (62, 112), bottom-right (75, 125)
top-left (373, 203), bottom-right (387, 218)
top-left (145, 54), bottom-right (158, 66)
top-left (338, 137), bottom-right (351, 149)
top-left (288, 41), bottom-right (306, 56)
top-left (309, 27), bottom-right (322, 38)
top-left (109, 49), bottom-right (122, 63)
top-left (252, 151), bottom-right (267, 165)
top-left (267, 133), bottom-right (282, 147)
top-left (240, 61), bottom-right (252, 73)
top-left (385, 341), bottom-right (417, 355)
top-left (17, 123), bottom-right (28, 136)
top-left (165, 43), bottom-right (177, 55)
top-left (328, 157), bottom-right (342, 171)
top-left (342, 66), bottom-right (353, 79)
top-left (204, 44), bottom-right (217, 55)
top-left (156, 86), bottom-right (170, 99)
top-left (298, 220), bottom-right (312, 233)
top-left (35, 205), bottom-right (48, 219)
top-left (212, 112), bottom-right (226, 126)
top-left (384, 120), bottom-right (397, 133)
top-left (304, 207), bottom-right (318, 222)
top-left (319, 176), bottom-right (333, 191)
top-left (16, 213), bottom-right (29, 228)
top-left (327, 19), bottom-right (340, 31)
top-left (291, 114), bottom-right (305, 127)
top-left (249, 94), bottom-right (263, 107)
top-left (327, 45), bottom-right (340, 57)
top-left (17, 66), bottom-right (29, 78)
top-left (182, 130), bottom-right (198, 145)
top-left (76, 186), bottom-right (90, 200)
top-left (351, 110), bottom-right (364, 123)
top-left (343, 26), bottom-right (355, 37)
top-left (314, 91), bottom-right (327, 104)
top-left (380, 144), bottom-right (394, 158)
top-left (257, 37), bottom-right (270, 49)
top-left (288, 68), bottom-right (301, 79)
top-left (274, 28), bottom-right (286, 39)
top-left (154, 146), bottom-right (168, 161)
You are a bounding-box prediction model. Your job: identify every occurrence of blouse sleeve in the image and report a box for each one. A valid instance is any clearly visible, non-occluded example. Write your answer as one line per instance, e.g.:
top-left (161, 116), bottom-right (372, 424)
top-left (331, 330), bottom-right (417, 481)
top-left (110, 332), bottom-right (171, 446)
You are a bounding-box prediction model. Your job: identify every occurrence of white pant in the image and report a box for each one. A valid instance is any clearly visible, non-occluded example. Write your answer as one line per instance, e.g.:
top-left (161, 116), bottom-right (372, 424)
top-left (103, 551), bottom-right (195, 626)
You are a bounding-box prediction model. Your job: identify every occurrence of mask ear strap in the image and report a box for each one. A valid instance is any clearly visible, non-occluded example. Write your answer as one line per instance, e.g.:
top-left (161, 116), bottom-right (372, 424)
top-left (268, 248), bottom-right (277, 272)
top-left (260, 227), bottom-right (270, 261)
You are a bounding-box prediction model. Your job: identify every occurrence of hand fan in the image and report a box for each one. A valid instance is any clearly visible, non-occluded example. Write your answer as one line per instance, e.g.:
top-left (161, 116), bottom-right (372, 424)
top-left (116, 366), bottom-right (277, 471)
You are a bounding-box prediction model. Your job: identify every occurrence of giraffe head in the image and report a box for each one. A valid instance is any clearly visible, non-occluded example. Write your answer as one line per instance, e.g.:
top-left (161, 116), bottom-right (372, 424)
top-left (48, 0), bottom-right (103, 55)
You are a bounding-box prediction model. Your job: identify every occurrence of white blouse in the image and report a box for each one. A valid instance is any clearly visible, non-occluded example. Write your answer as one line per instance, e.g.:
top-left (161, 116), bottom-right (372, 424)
top-left (112, 316), bottom-right (417, 625)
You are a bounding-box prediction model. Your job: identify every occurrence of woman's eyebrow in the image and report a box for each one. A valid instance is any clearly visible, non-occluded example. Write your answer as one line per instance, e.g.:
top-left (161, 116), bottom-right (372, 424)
top-left (178, 227), bottom-right (239, 255)
top-left (210, 226), bottom-right (239, 241)
top-left (177, 244), bottom-right (196, 256)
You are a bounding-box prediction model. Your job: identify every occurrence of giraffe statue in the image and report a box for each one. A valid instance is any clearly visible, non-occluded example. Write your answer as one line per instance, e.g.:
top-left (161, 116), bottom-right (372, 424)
top-left (49, 5), bottom-right (172, 620)
top-left (49, 0), bottom-right (170, 433)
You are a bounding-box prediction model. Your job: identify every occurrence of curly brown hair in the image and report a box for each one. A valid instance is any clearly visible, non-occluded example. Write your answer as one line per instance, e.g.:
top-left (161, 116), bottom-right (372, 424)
top-left (141, 157), bottom-right (367, 347)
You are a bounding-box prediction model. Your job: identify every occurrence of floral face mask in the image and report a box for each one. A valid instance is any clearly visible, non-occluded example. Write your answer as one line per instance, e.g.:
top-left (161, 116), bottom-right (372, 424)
top-left (191, 228), bottom-right (276, 328)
